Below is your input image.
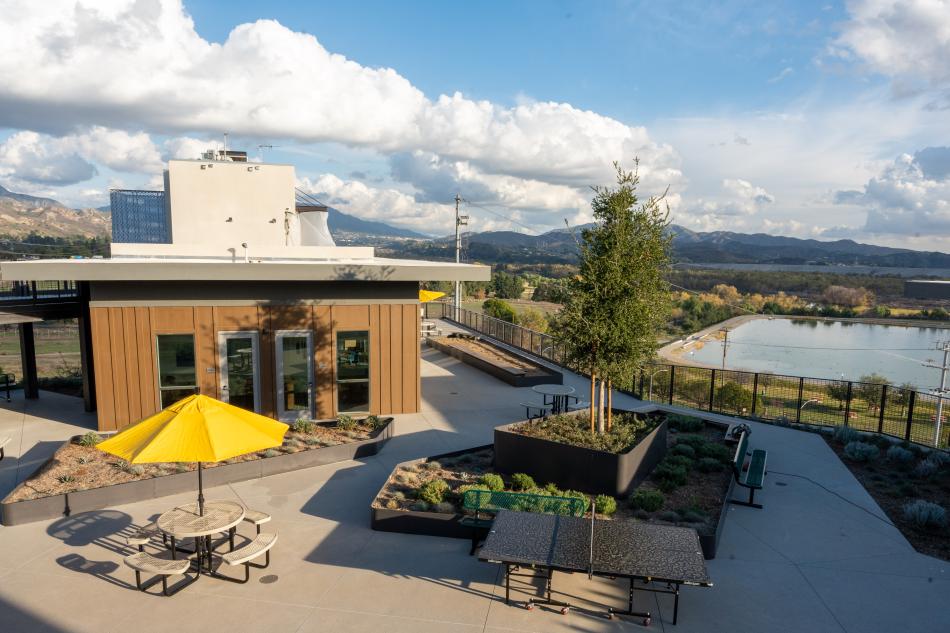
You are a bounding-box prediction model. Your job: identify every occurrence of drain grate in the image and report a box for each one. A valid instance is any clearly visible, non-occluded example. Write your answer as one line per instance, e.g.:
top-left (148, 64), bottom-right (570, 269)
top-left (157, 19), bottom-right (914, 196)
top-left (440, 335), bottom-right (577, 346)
top-left (260, 574), bottom-right (278, 584)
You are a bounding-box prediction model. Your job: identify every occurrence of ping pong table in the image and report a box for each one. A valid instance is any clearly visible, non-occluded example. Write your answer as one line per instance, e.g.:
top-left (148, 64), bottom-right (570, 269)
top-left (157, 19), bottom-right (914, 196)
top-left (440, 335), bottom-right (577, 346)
top-left (478, 509), bottom-right (712, 626)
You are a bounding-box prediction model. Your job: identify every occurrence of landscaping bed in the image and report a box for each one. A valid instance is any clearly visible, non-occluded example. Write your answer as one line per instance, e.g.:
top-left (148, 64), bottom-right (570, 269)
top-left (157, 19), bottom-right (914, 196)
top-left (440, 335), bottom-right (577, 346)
top-left (2, 415), bottom-right (393, 526)
top-left (494, 409), bottom-right (668, 496)
top-left (824, 428), bottom-right (950, 561)
top-left (371, 414), bottom-right (735, 558)
top-left (427, 333), bottom-right (561, 387)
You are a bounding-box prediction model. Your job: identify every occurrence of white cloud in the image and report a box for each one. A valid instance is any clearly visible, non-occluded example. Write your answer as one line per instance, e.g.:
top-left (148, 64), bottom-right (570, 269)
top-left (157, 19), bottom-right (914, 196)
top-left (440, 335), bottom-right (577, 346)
top-left (679, 178), bottom-right (775, 230)
top-left (834, 147), bottom-right (950, 237)
top-left (832, 0), bottom-right (950, 89)
top-left (767, 67), bottom-right (794, 83)
top-left (0, 0), bottom-right (681, 199)
top-left (0, 126), bottom-right (162, 187)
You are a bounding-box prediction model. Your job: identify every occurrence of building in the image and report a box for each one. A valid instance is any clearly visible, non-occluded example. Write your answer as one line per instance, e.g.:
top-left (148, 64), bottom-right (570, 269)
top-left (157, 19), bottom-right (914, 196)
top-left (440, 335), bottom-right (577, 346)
top-left (904, 279), bottom-right (950, 300)
top-left (0, 152), bottom-right (488, 431)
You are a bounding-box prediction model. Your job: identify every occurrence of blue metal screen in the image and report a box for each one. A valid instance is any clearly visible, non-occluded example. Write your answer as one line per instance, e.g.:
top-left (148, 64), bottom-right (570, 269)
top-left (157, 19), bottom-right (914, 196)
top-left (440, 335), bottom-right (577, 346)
top-left (110, 189), bottom-right (170, 243)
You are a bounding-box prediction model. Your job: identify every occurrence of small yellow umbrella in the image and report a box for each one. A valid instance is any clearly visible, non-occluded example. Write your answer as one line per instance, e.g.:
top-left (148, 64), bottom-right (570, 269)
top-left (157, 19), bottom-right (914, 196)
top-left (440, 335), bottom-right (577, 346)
top-left (97, 394), bottom-right (288, 515)
top-left (419, 289), bottom-right (446, 303)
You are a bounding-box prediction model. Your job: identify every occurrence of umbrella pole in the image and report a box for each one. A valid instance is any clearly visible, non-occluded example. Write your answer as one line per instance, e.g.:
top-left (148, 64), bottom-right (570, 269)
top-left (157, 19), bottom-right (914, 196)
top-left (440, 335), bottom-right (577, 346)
top-left (197, 461), bottom-right (205, 516)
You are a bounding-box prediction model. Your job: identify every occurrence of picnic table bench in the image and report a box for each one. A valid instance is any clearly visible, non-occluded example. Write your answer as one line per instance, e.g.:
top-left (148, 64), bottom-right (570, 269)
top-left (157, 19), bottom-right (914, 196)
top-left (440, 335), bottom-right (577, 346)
top-left (729, 430), bottom-right (767, 508)
top-left (461, 489), bottom-right (587, 554)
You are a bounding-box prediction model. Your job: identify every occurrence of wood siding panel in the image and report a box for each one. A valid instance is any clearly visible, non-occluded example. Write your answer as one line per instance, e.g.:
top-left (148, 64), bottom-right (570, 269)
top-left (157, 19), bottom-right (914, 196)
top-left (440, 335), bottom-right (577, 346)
top-left (258, 307), bottom-right (274, 416)
top-left (314, 306), bottom-right (333, 419)
top-left (90, 307), bottom-right (116, 431)
top-left (122, 308), bottom-right (142, 423)
top-left (389, 305), bottom-right (403, 414)
top-left (134, 307), bottom-right (156, 416)
top-left (378, 304), bottom-right (391, 414)
top-left (107, 307), bottom-right (130, 428)
top-left (194, 307), bottom-right (216, 396)
top-left (213, 306), bottom-right (258, 332)
top-left (149, 307), bottom-right (194, 332)
top-left (402, 304), bottom-right (417, 413)
top-left (369, 304), bottom-right (381, 415)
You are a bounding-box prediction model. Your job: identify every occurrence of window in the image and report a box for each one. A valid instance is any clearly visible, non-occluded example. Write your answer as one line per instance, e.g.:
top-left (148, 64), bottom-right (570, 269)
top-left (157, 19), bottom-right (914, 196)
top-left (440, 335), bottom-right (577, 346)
top-left (336, 331), bottom-right (369, 412)
top-left (156, 334), bottom-right (198, 408)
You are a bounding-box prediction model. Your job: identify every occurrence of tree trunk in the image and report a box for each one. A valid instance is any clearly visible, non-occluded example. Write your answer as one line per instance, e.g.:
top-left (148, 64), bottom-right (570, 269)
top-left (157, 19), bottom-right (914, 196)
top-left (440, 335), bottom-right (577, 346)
top-left (606, 380), bottom-right (613, 431)
top-left (589, 374), bottom-right (596, 433)
top-left (597, 379), bottom-right (605, 434)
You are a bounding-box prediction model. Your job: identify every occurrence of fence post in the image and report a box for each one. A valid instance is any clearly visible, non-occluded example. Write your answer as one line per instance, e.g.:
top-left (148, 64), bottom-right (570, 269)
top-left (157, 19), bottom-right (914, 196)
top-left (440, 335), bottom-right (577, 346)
top-left (878, 385), bottom-right (887, 434)
top-left (708, 369), bottom-right (716, 412)
top-left (751, 373), bottom-right (759, 416)
top-left (668, 365), bottom-right (675, 405)
top-left (844, 382), bottom-right (853, 427)
top-left (905, 391), bottom-right (915, 441)
top-left (796, 377), bottom-right (804, 423)
top-left (638, 371), bottom-right (645, 399)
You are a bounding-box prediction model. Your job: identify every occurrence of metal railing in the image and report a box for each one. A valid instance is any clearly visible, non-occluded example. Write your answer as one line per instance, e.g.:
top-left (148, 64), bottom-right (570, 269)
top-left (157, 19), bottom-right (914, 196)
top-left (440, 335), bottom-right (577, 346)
top-left (0, 280), bottom-right (78, 301)
top-left (424, 301), bottom-right (948, 449)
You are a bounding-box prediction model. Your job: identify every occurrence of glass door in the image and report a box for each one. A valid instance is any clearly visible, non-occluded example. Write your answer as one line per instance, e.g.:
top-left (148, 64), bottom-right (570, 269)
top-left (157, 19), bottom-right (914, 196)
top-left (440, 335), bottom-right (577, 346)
top-left (276, 330), bottom-right (314, 421)
top-left (218, 331), bottom-right (261, 412)
top-left (336, 330), bottom-right (370, 413)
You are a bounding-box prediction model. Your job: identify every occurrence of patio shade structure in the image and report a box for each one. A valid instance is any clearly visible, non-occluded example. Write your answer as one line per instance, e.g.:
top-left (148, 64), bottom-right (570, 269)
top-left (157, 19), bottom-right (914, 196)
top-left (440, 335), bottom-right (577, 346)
top-left (97, 394), bottom-right (289, 515)
top-left (419, 290), bottom-right (446, 303)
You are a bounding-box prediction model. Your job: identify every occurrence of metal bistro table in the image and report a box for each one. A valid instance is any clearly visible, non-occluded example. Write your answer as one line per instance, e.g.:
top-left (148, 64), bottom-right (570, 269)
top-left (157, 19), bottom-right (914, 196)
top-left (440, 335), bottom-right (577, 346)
top-left (157, 500), bottom-right (245, 575)
top-left (531, 384), bottom-right (576, 415)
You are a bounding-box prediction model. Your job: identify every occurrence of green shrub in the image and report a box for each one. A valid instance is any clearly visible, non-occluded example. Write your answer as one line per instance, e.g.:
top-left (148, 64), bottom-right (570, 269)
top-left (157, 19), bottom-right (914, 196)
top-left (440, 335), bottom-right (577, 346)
top-left (291, 418), bottom-right (315, 434)
top-left (511, 473), bottom-right (536, 491)
top-left (422, 460), bottom-right (442, 471)
top-left (665, 455), bottom-right (695, 471)
top-left (175, 463), bottom-right (190, 473)
top-left (417, 479), bottom-right (450, 505)
top-left (633, 508), bottom-right (651, 520)
top-left (672, 443), bottom-right (696, 459)
top-left (562, 489), bottom-right (589, 509)
top-left (697, 457), bottom-right (725, 473)
top-left (480, 473), bottom-right (505, 492)
top-left (654, 461), bottom-right (688, 492)
top-left (657, 510), bottom-right (681, 522)
top-left (913, 459), bottom-right (939, 479)
top-left (409, 501), bottom-right (430, 512)
top-left (833, 426), bottom-right (859, 444)
top-left (886, 446), bottom-right (915, 465)
top-left (543, 482), bottom-right (562, 496)
top-left (898, 481), bottom-right (917, 497)
top-left (843, 441), bottom-right (879, 462)
top-left (57, 474), bottom-right (75, 484)
top-left (364, 414), bottom-right (384, 430)
top-left (675, 434), bottom-right (708, 449)
top-left (925, 450), bottom-right (950, 467)
top-left (668, 415), bottom-right (704, 432)
top-left (78, 432), bottom-right (101, 447)
top-left (679, 509), bottom-right (706, 523)
top-left (698, 443), bottom-right (733, 464)
top-left (336, 414), bottom-right (356, 430)
top-left (434, 501), bottom-right (456, 514)
top-left (902, 500), bottom-right (946, 529)
top-left (129, 465), bottom-right (145, 476)
top-left (629, 489), bottom-right (664, 512)
top-left (594, 495), bottom-right (617, 516)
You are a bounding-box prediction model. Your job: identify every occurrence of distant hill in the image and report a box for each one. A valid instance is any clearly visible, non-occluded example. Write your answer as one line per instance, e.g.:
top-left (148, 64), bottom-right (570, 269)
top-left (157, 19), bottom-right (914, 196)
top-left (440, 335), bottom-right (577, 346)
top-left (0, 184), bottom-right (66, 208)
top-left (327, 207), bottom-right (427, 239)
top-left (0, 184), bottom-right (109, 239)
top-left (391, 223), bottom-right (950, 268)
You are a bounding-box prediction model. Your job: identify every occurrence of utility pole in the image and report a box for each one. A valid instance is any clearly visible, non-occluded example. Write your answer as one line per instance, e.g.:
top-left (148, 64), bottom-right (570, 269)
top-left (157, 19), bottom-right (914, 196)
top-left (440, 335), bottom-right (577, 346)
top-left (925, 340), bottom-right (950, 447)
top-left (720, 328), bottom-right (729, 369)
top-left (453, 193), bottom-right (467, 315)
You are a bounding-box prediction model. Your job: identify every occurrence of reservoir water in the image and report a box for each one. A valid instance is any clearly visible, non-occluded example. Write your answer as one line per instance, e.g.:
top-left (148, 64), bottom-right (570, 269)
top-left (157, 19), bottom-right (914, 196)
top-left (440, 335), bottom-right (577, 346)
top-left (684, 318), bottom-right (947, 389)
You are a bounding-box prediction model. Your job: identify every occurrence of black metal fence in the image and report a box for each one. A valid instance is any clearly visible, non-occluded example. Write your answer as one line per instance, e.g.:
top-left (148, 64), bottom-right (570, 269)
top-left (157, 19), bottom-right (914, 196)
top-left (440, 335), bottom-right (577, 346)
top-left (424, 301), bottom-right (948, 449)
top-left (0, 280), bottom-right (77, 301)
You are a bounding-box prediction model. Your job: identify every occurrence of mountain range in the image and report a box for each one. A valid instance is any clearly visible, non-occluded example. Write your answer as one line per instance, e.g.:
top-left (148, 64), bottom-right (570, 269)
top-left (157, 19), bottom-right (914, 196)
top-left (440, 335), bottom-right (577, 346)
top-left (1, 184), bottom-right (948, 268)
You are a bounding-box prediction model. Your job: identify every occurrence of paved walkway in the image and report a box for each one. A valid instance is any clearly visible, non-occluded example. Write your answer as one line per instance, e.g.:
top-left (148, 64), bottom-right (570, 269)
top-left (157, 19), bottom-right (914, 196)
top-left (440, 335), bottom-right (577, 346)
top-left (0, 344), bottom-right (946, 633)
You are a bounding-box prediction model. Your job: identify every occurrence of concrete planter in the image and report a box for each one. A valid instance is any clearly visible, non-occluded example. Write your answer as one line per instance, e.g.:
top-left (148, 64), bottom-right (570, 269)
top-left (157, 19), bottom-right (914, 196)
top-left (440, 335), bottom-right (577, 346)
top-left (697, 474), bottom-right (736, 560)
top-left (370, 444), bottom-right (492, 540)
top-left (493, 410), bottom-right (668, 497)
top-left (427, 335), bottom-right (561, 387)
top-left (1, 418), bottom-right (394, 526)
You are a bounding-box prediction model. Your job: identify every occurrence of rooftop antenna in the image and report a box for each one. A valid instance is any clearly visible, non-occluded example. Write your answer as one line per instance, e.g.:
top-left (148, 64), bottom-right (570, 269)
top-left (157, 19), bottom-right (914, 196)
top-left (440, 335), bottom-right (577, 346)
top-left (257, 144), bottom-right (276, 162)
top-left (223, 132), bottom-right (229, 155)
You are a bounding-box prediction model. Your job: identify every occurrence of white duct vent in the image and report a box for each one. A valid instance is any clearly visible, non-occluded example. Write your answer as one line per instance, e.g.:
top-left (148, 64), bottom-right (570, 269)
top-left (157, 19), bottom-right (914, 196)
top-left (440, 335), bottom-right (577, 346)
top-left (298, 209), bottom-right (335, 247)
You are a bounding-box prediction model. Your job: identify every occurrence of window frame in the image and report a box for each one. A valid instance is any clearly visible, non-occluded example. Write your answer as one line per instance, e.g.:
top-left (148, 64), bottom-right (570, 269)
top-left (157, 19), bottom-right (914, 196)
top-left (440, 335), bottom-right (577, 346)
top-left (154, 332), bottom-right (199, 409)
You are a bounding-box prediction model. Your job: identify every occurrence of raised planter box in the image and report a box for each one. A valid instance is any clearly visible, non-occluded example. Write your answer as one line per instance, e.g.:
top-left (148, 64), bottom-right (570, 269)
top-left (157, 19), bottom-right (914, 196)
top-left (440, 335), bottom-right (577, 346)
top-left (427, 334), bottom-right (561, 387)
top-left (699, 474), bottom-right (736, 560)
top-left (370, 444), bottom-right (492, 540)
top-left (493, 410), bottom-right (668, 497)
top-left (1, 418), bottom-right (394, 526)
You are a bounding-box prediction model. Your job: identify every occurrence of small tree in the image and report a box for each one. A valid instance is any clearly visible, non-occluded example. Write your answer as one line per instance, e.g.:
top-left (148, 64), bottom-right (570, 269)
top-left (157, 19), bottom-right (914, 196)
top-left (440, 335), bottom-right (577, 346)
top-left (492, 271), bottom-right (524, 299)
top-left (826, 381), bottom-right (849, 410)
top-left (482, 298), bottom-right (516, 323)
top-left (552, 162), bottom-right (672, 432)
top-left (856, 373), bottom-right (888, 411)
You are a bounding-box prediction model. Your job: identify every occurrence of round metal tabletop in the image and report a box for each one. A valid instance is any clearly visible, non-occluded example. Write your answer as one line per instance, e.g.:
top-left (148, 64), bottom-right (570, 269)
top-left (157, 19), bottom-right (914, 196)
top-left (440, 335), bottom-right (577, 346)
top-left (157, 500), bottom-right (246, 539)
top-left (532, 384), bottom-right (576, 397)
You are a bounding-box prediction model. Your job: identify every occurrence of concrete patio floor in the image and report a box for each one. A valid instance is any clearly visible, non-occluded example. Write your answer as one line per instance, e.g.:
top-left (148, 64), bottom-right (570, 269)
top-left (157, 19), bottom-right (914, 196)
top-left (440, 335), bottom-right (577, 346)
top-left (0, 341), bottom-right (947, 633)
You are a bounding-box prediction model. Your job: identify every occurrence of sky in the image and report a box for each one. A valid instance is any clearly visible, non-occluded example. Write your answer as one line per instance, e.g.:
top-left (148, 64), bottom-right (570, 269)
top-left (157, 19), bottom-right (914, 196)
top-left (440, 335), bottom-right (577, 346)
top-left (0, 0), bottom-right (949, 250)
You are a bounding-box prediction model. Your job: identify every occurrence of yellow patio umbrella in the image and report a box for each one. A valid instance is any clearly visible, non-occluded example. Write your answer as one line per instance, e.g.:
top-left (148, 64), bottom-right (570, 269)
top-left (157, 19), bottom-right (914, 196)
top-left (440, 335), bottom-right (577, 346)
top-left (97, 394), bottom-right (288, 515)
top-left (419, 289), bottom-right (446, 303)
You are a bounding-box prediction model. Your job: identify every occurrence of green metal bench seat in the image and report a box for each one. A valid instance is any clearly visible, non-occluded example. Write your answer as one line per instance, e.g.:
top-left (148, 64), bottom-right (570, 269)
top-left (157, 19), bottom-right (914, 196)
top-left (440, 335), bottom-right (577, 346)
top-left (729, 431), bottom-right (768, 509)
top-left (461, 489), bottom-right (587, 554)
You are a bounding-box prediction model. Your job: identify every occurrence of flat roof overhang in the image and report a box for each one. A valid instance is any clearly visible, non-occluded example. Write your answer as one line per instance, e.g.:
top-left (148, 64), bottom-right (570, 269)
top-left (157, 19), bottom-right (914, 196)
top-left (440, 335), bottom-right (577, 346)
top-left (0, 257), bottom-right (491, 283)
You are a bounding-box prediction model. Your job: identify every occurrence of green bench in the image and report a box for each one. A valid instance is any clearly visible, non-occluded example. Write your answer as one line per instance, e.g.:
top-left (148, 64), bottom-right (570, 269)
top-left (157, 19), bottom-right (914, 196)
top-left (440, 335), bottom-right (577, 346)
top-left (461, 489), bottom-right (587, 554)
top-left (729, 430), bottom-right (767, 508)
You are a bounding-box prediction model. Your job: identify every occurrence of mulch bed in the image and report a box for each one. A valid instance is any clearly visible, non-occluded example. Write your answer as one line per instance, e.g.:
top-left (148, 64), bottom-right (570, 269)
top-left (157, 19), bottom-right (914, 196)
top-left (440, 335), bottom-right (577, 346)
top-left (8, 421), bottom-right (378, 502)
top-left (512, 410), bottom-right (662, 454)
top-left (432, 336), bottom-right (548, 376)
top-left (824, 435), bottom-right (950, 561)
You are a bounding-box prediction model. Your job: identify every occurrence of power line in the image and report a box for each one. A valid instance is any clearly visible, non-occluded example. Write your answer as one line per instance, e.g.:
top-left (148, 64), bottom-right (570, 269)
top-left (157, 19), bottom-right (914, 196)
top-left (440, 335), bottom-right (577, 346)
top-left (461, 198), bottom-right (539, 234)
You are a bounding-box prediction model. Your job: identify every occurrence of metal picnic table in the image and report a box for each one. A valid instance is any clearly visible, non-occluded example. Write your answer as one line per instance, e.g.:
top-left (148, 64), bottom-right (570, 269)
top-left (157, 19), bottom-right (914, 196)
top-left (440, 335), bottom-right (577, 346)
top-left (478, 509), bottom-right (712, 626)
top-left (157, 500), bottom-right (245, 575)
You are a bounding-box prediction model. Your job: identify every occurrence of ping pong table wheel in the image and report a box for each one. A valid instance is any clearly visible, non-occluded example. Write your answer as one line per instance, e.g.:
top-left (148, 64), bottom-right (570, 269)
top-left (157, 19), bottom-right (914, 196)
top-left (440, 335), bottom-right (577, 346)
top-left (643, 616), bottom-right (651, 626)
top-left (525, 603), bottom-right (534, 611)
top-left (560, 607), bottom-right (570, 615)
top-left (606, 612), bottom-right (615, 620)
